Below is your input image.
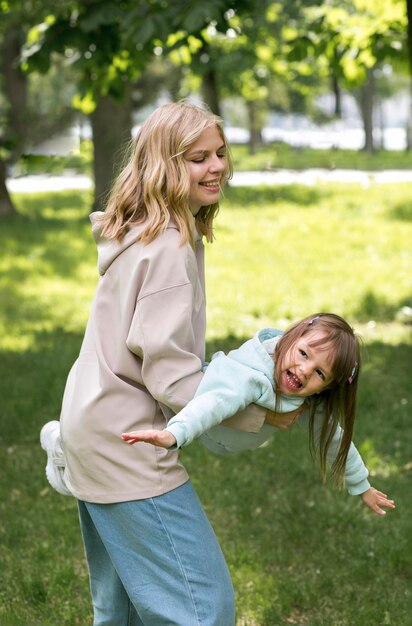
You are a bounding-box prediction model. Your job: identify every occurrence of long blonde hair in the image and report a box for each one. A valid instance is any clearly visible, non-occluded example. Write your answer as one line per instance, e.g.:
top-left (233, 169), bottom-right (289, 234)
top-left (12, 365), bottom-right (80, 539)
top-left (97, 100), bottom-right (233, 246)
top-left (275, 313), bottom-right (361, 486)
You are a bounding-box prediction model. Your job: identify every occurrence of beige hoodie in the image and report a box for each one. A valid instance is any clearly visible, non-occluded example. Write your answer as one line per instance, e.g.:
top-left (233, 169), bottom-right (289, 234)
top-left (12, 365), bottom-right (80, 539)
top-left (60, 213), bottom-right (207, 503)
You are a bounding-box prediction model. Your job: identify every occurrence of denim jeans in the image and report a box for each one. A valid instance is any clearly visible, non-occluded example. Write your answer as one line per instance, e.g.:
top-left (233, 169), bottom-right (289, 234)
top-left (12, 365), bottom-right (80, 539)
top-left (78, 481), bottom-right (235, 626)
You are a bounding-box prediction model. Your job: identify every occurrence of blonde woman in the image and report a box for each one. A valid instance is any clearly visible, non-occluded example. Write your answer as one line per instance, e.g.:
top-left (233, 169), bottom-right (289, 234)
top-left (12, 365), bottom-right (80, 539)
top-left (40, 101), bottom-right (265, 625)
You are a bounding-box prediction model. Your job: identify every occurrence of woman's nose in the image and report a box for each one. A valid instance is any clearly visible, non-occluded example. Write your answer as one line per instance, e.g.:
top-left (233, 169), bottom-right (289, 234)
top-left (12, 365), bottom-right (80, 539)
top-left (209, 155), bottom-right (225, 172)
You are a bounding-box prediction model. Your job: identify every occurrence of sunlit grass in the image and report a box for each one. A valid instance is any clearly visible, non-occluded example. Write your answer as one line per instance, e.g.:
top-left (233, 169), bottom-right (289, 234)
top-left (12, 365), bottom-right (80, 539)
top-left (0, 192), bottom-right (96, 352)
top-left (231, 142), bottom-right (412, 171)
top-left (1, 184), bottom-right (411, 625)
top-left (206, 183), bottom-right (411, 342)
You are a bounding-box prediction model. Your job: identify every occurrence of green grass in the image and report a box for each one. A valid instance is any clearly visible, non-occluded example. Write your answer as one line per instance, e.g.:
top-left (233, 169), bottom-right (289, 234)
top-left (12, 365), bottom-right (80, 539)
top-left (230, 142), bottom-right (412, 172)
top-left (1, 185), bottom-right (411, 625)
top-left (16, 141), bottom-right (94, 177)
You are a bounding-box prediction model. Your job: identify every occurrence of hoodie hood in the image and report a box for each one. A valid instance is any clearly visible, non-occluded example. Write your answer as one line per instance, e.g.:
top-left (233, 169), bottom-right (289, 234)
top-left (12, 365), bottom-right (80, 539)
top-left (90, 212), bottom-right (143, 276)
top-left (90, 212), bottom-right (201, 276)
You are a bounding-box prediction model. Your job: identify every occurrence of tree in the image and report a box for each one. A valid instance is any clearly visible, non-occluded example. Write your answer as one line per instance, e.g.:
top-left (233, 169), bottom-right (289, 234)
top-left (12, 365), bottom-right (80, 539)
top-left (23, 0), bottom-right (249, 208)
top-left (0, 9), bottom-right (29, 214)
top-left (284, 0), bottom-right (407, 152)
top-left (0, 0), bottom-right (77, 215)
top-left (405, 0), bottom-right (412, 146)
top-left (166, 5), bottom-right (284, 154)
top-left (167, 2), bottom-right (329, 154)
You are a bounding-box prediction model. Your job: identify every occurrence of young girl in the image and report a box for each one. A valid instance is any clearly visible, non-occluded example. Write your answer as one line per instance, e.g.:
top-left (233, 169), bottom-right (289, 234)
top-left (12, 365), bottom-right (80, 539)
top-left (122, 313), bottom-right (395, 517)
top-left (40, 100), bottom-right (273, 626)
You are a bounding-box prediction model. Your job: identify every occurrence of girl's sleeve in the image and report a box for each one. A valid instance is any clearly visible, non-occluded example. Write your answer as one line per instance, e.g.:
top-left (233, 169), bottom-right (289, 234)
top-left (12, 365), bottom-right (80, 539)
top-left (299, 407), bottom-right (371, 495)
top-left (165, 353), bottom-right (275, 448)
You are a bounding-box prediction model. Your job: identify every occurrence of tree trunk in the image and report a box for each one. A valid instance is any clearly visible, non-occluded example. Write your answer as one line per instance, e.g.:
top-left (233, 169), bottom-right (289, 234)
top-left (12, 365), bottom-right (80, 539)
top-left (360, 69), bottom-right (375, 153)
top-left (90, 92), bottom-right (133, 211)
top-left (201, 69), bottom-right (221, 117)
top-left (1, 27), bottom-right (28, 160)
top-left (405, 0), bottom-right (412, 149)
top-left (247, 100), bottom-right (262, 155)
top-left (0, 160), bottom-right (16, 216)
top-left (378, 97), bottom-right (385, 150)
top-left (406, 97), bottom-right (412, 150)
top-left (331, 73), bottom-right (342, 118)
top-left (0, 27), bottom-right (26, 216)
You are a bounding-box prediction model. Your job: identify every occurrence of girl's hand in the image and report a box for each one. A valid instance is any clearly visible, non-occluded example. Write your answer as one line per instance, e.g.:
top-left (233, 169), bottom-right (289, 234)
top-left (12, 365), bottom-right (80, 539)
top-left (122, 430), bottom-right (177, 449)
top-left (360, 487), bottom-right (396, 516)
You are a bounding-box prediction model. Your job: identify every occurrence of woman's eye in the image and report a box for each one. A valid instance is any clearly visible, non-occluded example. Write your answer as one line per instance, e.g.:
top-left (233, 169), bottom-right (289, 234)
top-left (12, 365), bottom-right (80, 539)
top-left (192, 158), bottom-right (205, 163)
top-left (316, 370), bottom-right (325, 380)
top-left (299, 349), bottom-right (307, 358)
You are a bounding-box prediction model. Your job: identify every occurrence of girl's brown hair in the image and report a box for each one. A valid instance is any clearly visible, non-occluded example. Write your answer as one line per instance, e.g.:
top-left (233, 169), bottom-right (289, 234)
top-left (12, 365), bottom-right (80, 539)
top-left (274, 313), bottom-right (361, 486)
top-left (96, 100), bottom-right (233, 247)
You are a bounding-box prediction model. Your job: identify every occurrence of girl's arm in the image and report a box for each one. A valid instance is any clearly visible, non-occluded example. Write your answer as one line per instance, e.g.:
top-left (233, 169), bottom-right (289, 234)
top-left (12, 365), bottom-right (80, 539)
top-left (125, 351), bottom-right (275, 449)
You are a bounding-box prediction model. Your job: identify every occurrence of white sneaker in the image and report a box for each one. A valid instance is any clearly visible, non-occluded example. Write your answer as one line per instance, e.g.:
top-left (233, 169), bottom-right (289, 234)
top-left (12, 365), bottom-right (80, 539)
top-left (40, 421), bottom-right (72, 496)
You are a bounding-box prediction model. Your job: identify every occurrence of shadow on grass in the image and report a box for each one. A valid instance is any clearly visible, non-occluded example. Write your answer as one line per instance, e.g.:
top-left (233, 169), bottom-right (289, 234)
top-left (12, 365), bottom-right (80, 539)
top-left (4, 191), bottom-right (94, 279)
top-left (0, 328), bottom-right (83, 445)
top-left (354, 291), bottom-right (412, 322)
top-left (390, 200), bottom-right (412, 222)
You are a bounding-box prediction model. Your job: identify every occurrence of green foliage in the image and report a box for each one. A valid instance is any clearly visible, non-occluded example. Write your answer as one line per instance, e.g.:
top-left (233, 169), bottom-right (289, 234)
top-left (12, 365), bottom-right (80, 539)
top-left (0, 2), bottom-right (80, 162)
top-left (285, 0), bottom-right (408, 86)
top-left (1, 183), bottom-right (411, 624)
top-left (21, 0), bottom-right (246, 105)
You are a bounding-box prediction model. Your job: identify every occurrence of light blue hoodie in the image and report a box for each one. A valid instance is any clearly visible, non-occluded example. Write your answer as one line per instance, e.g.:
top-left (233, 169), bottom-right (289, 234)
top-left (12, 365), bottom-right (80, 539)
top-left (166, 328), bottom-right (371, 496)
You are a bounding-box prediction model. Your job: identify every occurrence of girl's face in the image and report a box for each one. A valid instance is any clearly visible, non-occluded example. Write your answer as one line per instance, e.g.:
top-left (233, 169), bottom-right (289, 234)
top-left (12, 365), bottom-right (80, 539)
top-left (185, 126), bottom-right (227, 215)
top-left (277, 330), bottom-right (335, 397)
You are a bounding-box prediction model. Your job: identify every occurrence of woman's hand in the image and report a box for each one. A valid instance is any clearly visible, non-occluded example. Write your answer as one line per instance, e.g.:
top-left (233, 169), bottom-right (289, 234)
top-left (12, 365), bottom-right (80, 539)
top-left (360, 487), bottom-right (396, 516)
top-left (122, 430), bottom-right (177, 449)
top-left (265, 404), bottom-right (306, 430)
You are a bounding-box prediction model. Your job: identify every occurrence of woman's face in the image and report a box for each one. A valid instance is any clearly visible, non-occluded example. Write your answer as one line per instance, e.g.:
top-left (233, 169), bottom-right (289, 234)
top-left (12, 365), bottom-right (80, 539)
top-left (185, 126), bottom-right (227, 215)
top-left (277, 330), bottom-right (335, 397)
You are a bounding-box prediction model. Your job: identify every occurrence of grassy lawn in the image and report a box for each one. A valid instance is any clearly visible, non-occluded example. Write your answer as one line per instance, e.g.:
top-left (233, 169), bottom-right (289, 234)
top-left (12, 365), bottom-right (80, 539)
top-left (230, 143), bottom-right (412, 172)
top-left (1, 184), bottom-right (411, 625)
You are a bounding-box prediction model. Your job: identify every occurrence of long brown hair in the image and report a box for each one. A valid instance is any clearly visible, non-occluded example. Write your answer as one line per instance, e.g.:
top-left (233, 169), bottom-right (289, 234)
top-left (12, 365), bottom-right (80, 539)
top-left (274, 313), bottom-right (361, 486)
top-left (96, 100), bottom-right (233, 247)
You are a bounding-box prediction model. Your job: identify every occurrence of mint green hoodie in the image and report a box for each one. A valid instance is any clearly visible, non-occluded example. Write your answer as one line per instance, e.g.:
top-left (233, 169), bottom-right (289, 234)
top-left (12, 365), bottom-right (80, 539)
top-left (166, 328), bottom-right (371, 496)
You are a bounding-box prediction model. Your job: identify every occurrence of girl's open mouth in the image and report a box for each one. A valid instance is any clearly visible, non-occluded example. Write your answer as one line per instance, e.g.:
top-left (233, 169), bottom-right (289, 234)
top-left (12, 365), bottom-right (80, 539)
top-left (285, 370), bottom-right (303, 390)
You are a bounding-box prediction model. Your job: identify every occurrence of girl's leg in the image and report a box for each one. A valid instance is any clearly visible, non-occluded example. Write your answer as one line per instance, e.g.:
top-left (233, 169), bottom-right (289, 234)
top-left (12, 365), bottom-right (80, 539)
top-left (78, 500), bottom-right (143, 626)
top-left (81, 481), bottom-right (235, 626)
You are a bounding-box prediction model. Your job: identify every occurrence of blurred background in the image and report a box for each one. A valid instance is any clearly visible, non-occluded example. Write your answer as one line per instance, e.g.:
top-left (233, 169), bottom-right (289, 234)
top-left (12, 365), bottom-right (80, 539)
top-left (1, 2), bottom-right (411, 625)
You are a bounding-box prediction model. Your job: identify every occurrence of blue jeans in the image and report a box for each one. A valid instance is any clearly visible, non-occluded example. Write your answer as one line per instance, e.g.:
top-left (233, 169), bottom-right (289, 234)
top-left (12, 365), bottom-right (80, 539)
top-left (78, 481), bottom-right (235, 626)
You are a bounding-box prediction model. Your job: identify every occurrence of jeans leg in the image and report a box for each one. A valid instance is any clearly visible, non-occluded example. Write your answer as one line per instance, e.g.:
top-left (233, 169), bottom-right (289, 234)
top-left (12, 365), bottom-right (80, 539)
top-left (83, 481), bottom-right (235, 626)
top-left (78, 500), bottom-right (143, 626)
